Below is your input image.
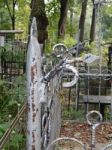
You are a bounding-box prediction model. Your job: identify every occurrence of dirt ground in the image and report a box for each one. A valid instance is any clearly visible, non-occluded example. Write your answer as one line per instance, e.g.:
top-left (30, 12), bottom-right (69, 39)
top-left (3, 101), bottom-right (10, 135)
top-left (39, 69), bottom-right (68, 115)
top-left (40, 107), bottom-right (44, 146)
top-left (60, 120), bottom-right (112, 150)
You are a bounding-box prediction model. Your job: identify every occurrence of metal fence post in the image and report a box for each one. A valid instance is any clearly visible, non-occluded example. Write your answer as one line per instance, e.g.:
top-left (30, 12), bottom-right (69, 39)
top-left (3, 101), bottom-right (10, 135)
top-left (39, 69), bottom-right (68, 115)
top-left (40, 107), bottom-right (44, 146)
top-left (26, 17), bottom-right (42, 150)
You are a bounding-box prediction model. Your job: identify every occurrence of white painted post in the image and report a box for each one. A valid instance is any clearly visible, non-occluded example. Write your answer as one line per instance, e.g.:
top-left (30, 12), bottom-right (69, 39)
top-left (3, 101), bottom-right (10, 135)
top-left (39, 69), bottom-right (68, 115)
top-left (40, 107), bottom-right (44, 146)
top-left (26, 17), bottom-right (42, 150)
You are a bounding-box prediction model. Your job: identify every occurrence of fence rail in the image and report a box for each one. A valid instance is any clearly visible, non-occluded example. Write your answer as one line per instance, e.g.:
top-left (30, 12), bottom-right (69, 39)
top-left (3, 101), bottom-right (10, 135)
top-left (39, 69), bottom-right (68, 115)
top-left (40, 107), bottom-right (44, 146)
top-left (0, 17), bottom-right (112, 150)
top-left (0, 102), bottom-right (26, 149)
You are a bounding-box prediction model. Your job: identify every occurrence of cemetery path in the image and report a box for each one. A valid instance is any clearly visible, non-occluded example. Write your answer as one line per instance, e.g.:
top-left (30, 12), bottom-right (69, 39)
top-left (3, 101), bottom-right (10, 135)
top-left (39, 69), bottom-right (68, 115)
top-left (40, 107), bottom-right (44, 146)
top-left (60, 120), bottom-right (112, 150)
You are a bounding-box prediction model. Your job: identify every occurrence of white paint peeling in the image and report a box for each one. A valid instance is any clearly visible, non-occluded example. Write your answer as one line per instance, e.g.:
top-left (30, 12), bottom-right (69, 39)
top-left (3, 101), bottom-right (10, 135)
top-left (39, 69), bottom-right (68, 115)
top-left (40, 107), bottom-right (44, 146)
top-left (26, 17), bottom-right (41, 150)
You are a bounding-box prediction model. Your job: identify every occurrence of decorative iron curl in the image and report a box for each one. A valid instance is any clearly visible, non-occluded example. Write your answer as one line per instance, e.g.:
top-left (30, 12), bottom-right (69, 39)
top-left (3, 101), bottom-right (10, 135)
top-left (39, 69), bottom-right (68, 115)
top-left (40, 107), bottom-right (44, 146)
top-left (41, 108), bottom-right (51, 149)
top-left (101, 143), bottom-right (112, 150)
top-left (86, 110), bottom-right (103, 126)
top-left (86, 110), bottom-right (103, 150)
top-left (46, 137), bottom-right (86, 150)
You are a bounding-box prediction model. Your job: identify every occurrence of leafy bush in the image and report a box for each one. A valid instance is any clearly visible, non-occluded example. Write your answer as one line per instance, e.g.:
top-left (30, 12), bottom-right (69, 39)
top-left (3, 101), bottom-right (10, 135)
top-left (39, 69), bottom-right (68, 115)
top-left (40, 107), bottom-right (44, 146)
top-left (0, 75), bottom-right (26, 149)
top-left (3, 132), bottom-right (26, 150)
top-left (0, 122), bottom-right (10, 138)
top-left (60, 34), bottom-right (77, 48)
top-left (0, 75), bottom-right (26, 120)
top-left (62, 107), bottom-right (85, 121)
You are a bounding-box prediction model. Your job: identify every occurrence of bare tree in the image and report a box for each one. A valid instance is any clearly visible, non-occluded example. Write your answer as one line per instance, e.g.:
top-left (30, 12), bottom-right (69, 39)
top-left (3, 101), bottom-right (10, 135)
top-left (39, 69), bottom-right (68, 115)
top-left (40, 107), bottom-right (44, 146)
top-left (58, 0), bottom-right (69, 37)
top-left (79, 0), bottom-right (88, 42)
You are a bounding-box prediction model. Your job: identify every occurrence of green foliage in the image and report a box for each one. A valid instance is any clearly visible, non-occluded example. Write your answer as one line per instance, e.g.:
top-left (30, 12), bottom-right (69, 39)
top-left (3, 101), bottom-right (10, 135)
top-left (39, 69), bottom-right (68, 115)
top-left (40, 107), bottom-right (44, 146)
top-left (1, 49), bottom-right (25, 62)
top-left (0, 5), bottom-right (12, 29)
top-left (102, 5), bottom-right (112, 41)
top-left (45, 0), bottom-right (60, 53)
top-left (0, 75), bottom-right (26, 149)
top-left (0, 122), bottom-right (10, 138)
top-left (60, 34), bottom-right (77, 48)
top-left (45, 0), bottom-right (81, 53)
top-left (62, 107), bottom-right (85, 121)
top-left (10, 134), bottom-right (23, 149)
top-left (0, 0), bottom-right (30, 39)
top-left (45, 34), bottom-right (76, 53)
top-left (15, 1), bottom-right (30, 39)
top-left (84, 42), bottom-right (108, 64)
top-left (0, 75), bottom-right (26, 120)
top-left (45, 0), bottom-right (60, 17)
top-left (3, 132), bottom-right (26, 150)
top-left (104, 106), bottom-right (111, 121)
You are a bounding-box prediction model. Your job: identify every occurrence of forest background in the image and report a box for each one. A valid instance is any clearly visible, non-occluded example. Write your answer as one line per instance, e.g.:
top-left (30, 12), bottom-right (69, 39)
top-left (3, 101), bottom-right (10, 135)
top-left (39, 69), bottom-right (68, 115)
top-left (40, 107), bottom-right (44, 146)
top-left (0, 0), bottom-right (112, 53)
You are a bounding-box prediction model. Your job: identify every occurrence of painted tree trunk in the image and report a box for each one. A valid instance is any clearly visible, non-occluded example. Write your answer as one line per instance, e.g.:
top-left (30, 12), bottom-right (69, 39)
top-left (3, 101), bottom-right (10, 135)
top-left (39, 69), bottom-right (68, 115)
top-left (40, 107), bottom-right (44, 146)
top-left (26, 18), bottom-right (41, 150)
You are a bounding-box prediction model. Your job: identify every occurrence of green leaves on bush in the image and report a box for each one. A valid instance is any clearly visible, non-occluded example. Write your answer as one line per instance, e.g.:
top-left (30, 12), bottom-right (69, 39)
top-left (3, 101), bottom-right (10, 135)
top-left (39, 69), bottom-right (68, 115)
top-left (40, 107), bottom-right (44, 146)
top-left (62, 107), bottom-right (85, 121)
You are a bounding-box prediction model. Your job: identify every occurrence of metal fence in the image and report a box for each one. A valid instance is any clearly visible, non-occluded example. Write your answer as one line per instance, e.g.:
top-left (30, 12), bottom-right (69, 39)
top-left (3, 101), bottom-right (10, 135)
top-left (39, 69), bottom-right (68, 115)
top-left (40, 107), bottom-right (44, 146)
top-left (0, 40), bottom-right (26, 80)
top-left (0, 30), bottom-right (27, 150)
top-left (0, 17), bottom-right (112, 150)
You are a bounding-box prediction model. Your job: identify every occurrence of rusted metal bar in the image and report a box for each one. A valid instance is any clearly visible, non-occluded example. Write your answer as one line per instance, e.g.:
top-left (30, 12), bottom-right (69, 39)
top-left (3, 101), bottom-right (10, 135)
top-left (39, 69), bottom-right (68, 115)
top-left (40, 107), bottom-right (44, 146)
top-left (0, 103), bottom-right (26, 149)
top-left (26, 17), bottom-right (42, 150)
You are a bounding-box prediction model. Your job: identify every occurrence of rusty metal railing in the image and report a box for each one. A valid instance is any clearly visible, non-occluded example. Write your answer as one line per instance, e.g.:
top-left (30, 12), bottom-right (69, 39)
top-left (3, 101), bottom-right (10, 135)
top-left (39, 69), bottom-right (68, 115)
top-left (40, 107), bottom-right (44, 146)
top-left (0, 102), bottom-right (26, 149)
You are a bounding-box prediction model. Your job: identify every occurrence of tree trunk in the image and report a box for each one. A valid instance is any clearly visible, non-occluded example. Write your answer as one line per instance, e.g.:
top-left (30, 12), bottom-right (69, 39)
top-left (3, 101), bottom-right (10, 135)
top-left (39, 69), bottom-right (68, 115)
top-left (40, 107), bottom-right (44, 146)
top-left (58, 0), bottom-right (68, 37)
top-left (12, 0), bottom-right (15, 30)
top-left (70, 9), bottom-right (73, 36)
top-left (30, 0), bottom-right (48, 45)
top-left (79, 0), bottom-right (88, 42)
top-left (90, 0), bottom-right (96, 43)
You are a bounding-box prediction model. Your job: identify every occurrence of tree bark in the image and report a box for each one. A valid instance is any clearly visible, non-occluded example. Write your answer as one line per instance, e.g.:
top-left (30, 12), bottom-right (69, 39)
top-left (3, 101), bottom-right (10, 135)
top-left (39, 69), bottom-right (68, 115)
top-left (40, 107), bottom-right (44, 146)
top-left (30, 0), bottom-right (49, 44)
top-left (79, 0), bottom-right (88, 42)
top-left (90, 0), bottom-right (96, 43)
top-left (58, 0), bottom-right (68, 37)
top-left (70, 9), bottom-right (73, 36)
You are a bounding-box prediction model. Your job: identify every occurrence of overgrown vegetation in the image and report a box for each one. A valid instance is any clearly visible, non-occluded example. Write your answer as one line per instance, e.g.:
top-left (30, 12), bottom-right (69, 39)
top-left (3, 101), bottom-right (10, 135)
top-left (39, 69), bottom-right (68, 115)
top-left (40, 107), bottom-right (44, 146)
top-left (0, 75), bottom-right (26, 149)
top-left (0, 0), bottom-right (112, 149)
top-left (0, 76), bottom-right (26, 117)
top-left (62, 107), bottom-right (85, 121)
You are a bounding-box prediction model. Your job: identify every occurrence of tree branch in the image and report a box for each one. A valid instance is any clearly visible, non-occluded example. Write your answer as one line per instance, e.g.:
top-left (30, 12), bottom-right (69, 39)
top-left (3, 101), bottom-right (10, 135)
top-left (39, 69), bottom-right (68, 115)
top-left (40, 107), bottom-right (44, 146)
top-left (5, 0), bottom-right (13, 20)
top-left (14, 0), bottom-right (18, 5)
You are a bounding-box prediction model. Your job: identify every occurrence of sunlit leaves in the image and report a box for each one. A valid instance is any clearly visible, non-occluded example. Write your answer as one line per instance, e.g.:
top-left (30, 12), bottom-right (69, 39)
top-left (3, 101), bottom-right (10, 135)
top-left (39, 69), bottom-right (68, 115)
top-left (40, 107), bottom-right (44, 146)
top-left (102, 4), bottom-right (112, 41)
